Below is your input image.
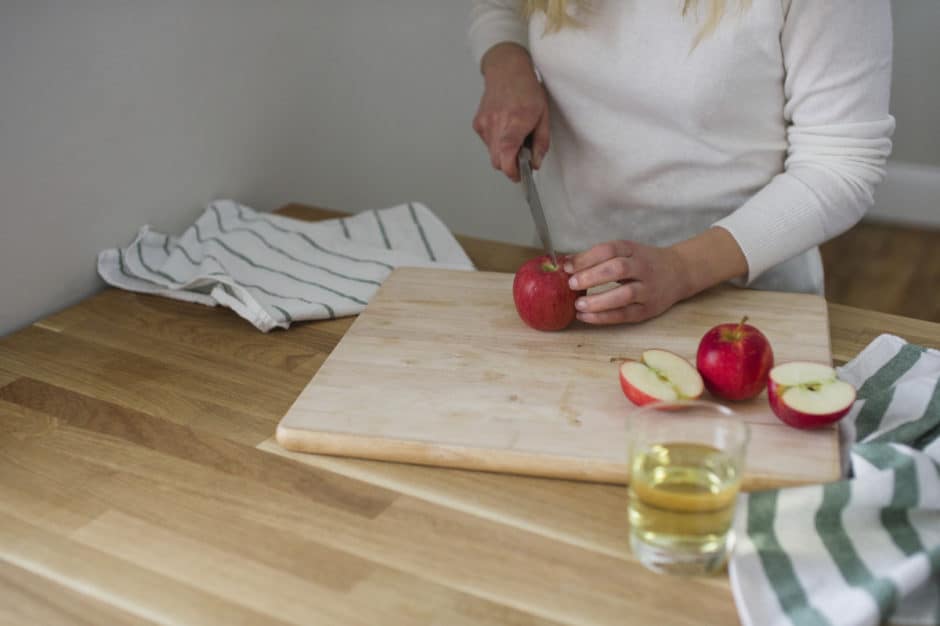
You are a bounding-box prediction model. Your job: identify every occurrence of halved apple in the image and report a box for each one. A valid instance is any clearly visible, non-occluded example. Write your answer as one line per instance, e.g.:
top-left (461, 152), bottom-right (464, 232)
top-left (767, 362), bottom-right (856, 429)
top-left (619, 349), bottom-right (704, 407)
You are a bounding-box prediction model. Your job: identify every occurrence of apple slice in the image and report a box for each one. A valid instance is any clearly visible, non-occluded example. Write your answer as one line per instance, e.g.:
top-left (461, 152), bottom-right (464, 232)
top-left (619, 349), bottom-right (704, 407)
top-left (767, 362), bottom-right (856, 429)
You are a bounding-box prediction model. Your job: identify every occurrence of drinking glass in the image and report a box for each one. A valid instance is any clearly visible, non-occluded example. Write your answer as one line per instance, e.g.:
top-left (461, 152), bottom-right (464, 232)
top-left (627, 400), bottom-right (749, 576)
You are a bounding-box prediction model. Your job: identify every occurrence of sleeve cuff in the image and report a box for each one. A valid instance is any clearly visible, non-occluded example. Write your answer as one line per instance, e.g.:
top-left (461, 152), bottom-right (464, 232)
top-left (469, 10), bottom-right (529, 71)
top-left (712, 173), bottom-right (827, 286)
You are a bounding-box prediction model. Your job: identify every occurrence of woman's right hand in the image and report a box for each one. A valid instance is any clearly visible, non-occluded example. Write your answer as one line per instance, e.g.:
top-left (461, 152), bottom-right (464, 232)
top-left (472, 43), bottom-right (550, 182)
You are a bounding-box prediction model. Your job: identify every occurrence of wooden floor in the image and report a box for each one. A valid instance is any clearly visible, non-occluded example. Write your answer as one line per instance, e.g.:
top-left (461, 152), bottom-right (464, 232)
top-left (820, 221), bottom-right (940, 323)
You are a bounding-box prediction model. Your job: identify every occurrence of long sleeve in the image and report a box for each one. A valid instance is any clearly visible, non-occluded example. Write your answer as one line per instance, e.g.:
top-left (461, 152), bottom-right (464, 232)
top-left (713, 0), bottom-right (895, 284)
top-left (468, 0), bottom-right (529, 71)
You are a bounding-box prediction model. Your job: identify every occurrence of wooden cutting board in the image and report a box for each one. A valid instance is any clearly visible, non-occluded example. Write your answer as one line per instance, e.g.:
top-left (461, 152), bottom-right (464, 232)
top-left (277, 267), bottom-right (841, 490)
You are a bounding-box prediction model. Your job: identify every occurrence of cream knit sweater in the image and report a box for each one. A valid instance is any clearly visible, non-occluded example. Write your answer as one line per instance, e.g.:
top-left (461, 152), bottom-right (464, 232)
top-left (469, 0), bottom-right (895, 293)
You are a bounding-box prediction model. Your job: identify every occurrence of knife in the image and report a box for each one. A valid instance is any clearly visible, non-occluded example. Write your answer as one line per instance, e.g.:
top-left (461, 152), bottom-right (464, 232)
top-left (518, 137), bottom-right (558, 267)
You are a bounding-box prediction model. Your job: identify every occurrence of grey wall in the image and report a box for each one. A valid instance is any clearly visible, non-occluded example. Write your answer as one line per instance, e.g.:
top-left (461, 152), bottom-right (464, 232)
top-left (0, 0), bottom-right (528, 336)
top-left (1, 1), bottom-right (938, 335)
top-left (890, 1), bottom-right (940, 165)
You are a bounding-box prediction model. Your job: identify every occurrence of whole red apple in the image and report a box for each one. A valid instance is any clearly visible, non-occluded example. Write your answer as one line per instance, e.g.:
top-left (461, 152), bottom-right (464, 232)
top-left (696, 316), bottom-right (774, 401)
top-left (513, 255), bottom-right (585, 331)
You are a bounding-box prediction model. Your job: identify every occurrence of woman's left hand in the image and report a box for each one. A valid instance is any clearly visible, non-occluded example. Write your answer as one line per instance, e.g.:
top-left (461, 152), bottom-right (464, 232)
top-left (563, 240), bottom-right (691, 325)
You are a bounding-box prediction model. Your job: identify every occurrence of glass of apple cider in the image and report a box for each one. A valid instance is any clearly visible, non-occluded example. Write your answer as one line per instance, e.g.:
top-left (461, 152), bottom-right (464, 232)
top-left (627, 400), bottom-right (749, 576)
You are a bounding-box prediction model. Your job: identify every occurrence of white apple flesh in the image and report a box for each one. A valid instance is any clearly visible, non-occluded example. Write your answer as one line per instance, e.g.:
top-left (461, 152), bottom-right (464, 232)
top-left (619, 349), bottom-right (704, 407)
top-left (767, 362), bottom-right (856, 429)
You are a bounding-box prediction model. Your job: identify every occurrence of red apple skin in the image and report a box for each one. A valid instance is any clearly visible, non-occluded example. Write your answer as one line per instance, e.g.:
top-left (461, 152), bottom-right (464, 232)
top-left (513, 255), bottom-right (585, 331)
top-left (767, 378), bottom-right (853, 429)
top-left (618, 352), bottom-right (704, 408)
top-left (696, 319), bottom-right (774, 401)
top-left (618, 361), bottom-right (661, 407)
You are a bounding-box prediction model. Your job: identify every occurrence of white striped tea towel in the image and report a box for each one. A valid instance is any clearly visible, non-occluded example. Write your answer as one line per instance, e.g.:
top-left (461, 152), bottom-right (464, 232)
top-left (731, 334), bottom-right (940, 626)
top-left (97, 200), bottom-right (475, 331)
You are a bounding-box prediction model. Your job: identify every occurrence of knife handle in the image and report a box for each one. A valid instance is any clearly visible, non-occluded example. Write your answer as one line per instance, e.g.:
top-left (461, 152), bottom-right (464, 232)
top-left (522, 132), bottom-right (535, 150)
top-left (518, 133), bottom-right (535, 167)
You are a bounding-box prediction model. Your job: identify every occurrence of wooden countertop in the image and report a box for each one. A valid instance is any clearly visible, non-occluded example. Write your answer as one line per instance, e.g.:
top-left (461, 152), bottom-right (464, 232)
top-left (1, 203), bottom-right (937, 625)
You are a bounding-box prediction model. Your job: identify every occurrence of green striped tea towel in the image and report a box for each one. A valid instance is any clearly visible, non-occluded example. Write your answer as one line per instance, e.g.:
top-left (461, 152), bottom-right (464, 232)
top-left (98, 200), bottom-right (475, 332)
top-left (731, 334), bottom-right (940, 626)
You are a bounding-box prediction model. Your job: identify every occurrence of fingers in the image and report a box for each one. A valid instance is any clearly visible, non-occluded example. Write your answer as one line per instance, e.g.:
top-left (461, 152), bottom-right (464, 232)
top-left (473, 110), bottom-right (540, 182)
top-left (574, 281), bottom-right (647, 314)
top-left (567, 253), bottom-right (638, 291)
top-left (556, 241), bottom-right (683, 326)
top-left (497, 137), bottom-right (522, 182)
top-left (471, 110), bottom-right (486, 139)
top-left (577, 304), bottom-right (650, 325)
top-left (476, 119), bottom-right (528, 182)
top-left (531, 111), bottom-right (551, 169)
top-left (564, 241), bottom-right (633, 276)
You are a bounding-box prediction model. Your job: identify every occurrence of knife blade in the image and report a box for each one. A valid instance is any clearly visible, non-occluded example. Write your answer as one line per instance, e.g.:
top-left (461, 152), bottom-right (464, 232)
top-left (518, 140), bottom-right (558, 267)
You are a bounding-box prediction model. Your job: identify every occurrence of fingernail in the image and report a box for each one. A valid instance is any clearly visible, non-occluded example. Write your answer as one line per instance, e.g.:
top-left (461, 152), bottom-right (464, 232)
top-left (563, 263), bottom-right (573, 273)
top-left (575, 298), bottom-right (587, 311)
top-left (568, 277), bottom-right (578, 289)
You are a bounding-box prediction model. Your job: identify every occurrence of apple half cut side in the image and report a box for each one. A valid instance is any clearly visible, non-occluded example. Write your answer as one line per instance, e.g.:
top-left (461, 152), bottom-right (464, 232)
top-left (619, 349), bottom-right (704, 407)
top-left (767, 361), bottom-right (856, 429)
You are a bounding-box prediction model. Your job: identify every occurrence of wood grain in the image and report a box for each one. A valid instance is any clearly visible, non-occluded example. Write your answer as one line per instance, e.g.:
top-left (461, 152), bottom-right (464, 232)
top-left (0, 560), bottom-right (157, 626)
top-left (0, 378), bottom-right (397, 519)
top-left (0, 396), bottom-right (732, 625)
top-left (277, 267), bottom-right (839, 489)
top-left (0, 510), bottom-right (292, 626)
top-left (259, 439), bottom-right (641, 560)
top-left (0, 202), bottom-right (936, 626)
top-left (821, 221), bottom-right (940, 323)
top-left (827, 303), bottom-right (940, 365)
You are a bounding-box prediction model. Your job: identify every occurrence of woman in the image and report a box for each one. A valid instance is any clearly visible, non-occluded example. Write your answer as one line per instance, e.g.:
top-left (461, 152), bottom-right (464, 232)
top-left (469, 0), bottom-right (894, 324)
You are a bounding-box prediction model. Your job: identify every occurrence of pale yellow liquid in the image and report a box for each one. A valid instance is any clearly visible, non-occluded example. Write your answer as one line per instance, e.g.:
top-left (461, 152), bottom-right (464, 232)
top-left (628, 443), bottom-right (741, 571)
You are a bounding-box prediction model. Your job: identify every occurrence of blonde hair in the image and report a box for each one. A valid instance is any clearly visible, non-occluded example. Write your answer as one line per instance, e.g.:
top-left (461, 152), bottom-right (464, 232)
top-left (524, 0), bottom-right (751, 44)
